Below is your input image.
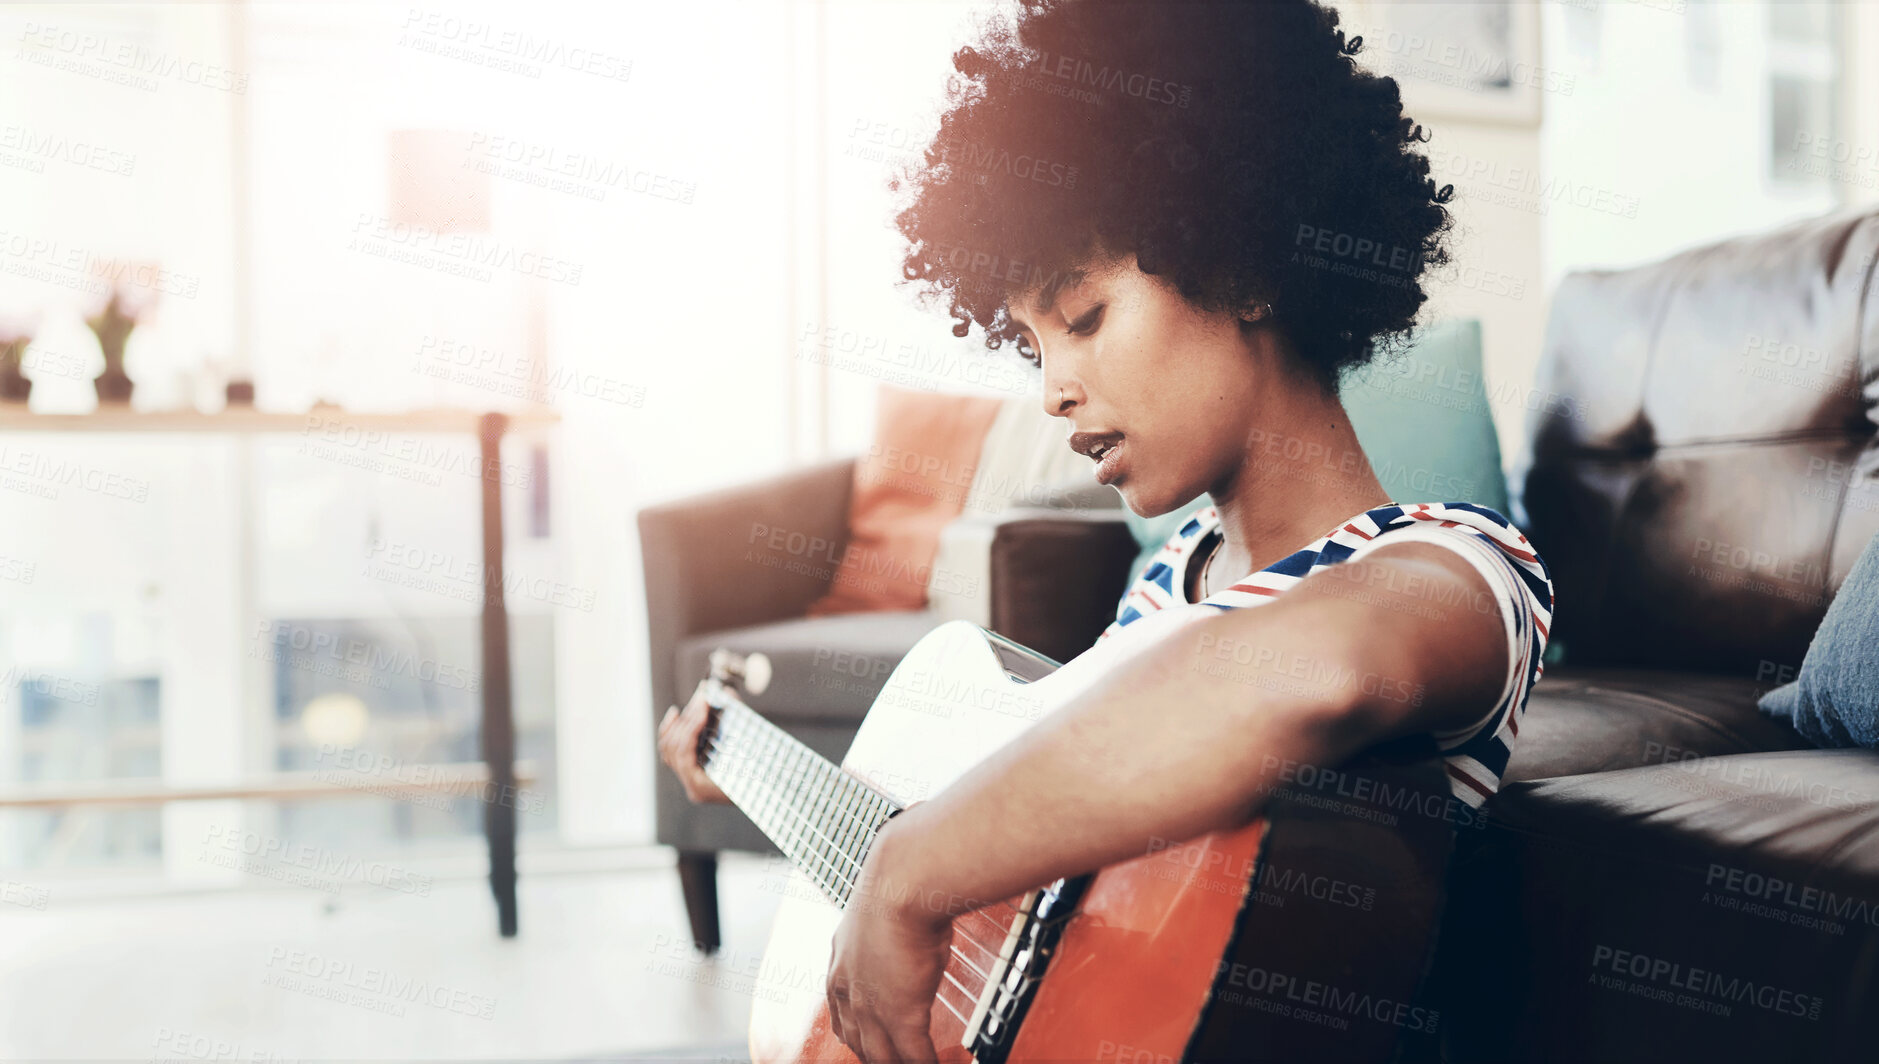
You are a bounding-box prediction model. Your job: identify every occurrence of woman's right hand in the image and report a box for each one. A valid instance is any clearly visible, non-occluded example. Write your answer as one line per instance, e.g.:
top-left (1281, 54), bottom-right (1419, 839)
top-left (658, 682), bottom-right (731, 804)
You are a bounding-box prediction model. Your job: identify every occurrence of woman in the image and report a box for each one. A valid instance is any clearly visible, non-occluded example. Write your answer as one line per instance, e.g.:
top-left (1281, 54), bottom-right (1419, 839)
top-left (660, 1), bottom-right (1553, 1060)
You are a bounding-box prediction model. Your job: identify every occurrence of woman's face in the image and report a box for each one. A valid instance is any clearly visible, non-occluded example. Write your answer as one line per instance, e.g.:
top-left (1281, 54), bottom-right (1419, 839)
top-left (1008, 255), bottom-right (1295, 517)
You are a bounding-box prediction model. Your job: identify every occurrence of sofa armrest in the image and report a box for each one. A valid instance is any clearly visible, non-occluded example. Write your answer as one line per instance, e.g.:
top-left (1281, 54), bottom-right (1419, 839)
top-left (928, 507), bottom-right (1135, 663)
top-left (638, 457), bottom-right (857, 719)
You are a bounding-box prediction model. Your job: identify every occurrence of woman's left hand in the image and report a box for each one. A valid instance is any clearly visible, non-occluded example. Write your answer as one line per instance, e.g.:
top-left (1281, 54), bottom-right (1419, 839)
top-left (825, 825), bottom-right (953, 1063)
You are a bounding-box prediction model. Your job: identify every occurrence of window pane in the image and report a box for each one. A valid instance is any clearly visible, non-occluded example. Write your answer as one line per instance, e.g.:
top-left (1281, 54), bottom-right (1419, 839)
top-left (1769, 74), bottom-right (1833, 188)
top-left (1769, 1), bottom-right (1833, 44)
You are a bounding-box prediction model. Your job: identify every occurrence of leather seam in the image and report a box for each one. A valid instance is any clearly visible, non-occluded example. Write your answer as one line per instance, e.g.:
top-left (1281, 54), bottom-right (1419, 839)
top-left (1576, 683), bottom-right (1768, 752)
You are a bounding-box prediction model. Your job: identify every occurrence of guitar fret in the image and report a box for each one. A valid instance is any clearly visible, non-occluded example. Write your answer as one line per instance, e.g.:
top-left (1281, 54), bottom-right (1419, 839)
top-left (706, 711), bottom-right (739, 790)
top-left (823, 772), bottom-right (851, 897)
top-left (833, 779), bottom-right (866, 902)
top-left (795, 782), bottom-right (855, 897)
top-left (703, 695), bottom-right (901, 909)
top-left (824, 777), bottom-right (850, 876)
top-left (829, 771), bottom-right (862, 892)
top-left (780, 745), bottom-right (809, 865)
top-left (807, 765), bottom-right (839, 897)
top-left (759, 729), bottom-right (784, 840)
top-left (743, 722), bottom-right (769, 832)
top-left (858, 795), bottom-right (890, 867)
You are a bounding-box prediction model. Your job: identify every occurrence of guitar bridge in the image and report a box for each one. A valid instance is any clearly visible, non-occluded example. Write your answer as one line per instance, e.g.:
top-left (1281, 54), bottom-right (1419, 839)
top-left (960, 874), bottom-right (1089, 1064)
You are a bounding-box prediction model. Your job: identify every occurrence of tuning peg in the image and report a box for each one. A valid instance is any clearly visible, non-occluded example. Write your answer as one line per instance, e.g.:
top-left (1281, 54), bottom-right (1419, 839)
top-left (707, 648), bottom-right (773, 696)
top-left (744, 652), bottom-right (771, 695)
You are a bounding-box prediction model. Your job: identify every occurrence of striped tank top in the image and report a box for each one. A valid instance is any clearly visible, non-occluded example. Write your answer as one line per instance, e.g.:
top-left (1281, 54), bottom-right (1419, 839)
top-left (1098, 502), bottom-right (1555, 808)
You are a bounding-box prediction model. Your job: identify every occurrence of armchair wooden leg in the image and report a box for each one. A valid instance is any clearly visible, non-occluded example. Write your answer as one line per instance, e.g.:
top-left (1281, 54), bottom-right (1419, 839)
top-left (676, 850), bottom-right (721, 954)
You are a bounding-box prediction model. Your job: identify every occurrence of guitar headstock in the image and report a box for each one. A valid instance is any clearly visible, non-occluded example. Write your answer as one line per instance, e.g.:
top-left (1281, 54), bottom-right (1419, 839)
top-left (706, 647), bottom-right (771, 696)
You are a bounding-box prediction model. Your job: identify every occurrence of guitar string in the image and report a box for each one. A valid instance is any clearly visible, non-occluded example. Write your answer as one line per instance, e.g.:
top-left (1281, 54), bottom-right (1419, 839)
top-left (712, 712), bottom-right (892, 876)
top-left (703, 712), bottom-right (1038, 998)
top-left (937, 969), bottom-right (981, 1019)
top-left (706, 716), bottom-right (1025, 931)
top-left (709, 760), bottom-right (1028, 953)
top-left (707, 733), bottom-right (1045, 1037)
top-left (703, 729), bottom-right (884, 895)
top-left (945, 926), bottom-right (998, 980)
top-left (706, 718), bottom-right (1029, 958)
top-left (705, 717), bottom-right (874, 859)
top-left (704, 805), bottom-right (1008, 1001)
top-left (702, 730), bottom-right (1018, 974)
top-left (933, 985), bottom-right (974, 1028)
top-left (704, 721), bottom-right (1024, 921)
top-left (702, 755), bottom-right (1014, 980)
top-left (705, 700), bottom-right (1026, 922)
top-left (706, 712), bottom-right (894, 871)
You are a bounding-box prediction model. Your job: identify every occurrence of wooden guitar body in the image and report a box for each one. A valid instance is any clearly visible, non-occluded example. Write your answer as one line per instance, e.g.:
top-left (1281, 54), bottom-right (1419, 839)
top-left (719, 612), bottom-right (1457, 1064)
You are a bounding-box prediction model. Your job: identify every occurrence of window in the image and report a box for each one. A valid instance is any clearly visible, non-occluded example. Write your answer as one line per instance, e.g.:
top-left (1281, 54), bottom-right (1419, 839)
top-left (1766, 1), bottom-right (1843, 194)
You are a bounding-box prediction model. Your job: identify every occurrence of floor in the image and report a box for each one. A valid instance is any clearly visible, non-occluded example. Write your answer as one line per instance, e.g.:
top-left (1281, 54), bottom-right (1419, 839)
top-left (0, 848), bottom-right (787, 1062)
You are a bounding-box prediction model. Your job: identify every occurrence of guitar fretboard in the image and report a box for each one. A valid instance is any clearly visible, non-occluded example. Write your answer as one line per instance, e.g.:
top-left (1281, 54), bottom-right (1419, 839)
top-left (702, 694), bottom-right (900, 908)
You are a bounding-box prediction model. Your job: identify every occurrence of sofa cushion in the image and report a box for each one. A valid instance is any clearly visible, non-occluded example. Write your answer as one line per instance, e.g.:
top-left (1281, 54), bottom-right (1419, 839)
top-left (1506, 666), bottom-right (1811, 783)
top-left (806, 386), bottom-right (1004, 616)
top-left (1514, 208), bottom-right (1879, 674)
top-left (1341, 317), bottom-right (1509, 514)
top-left (1439, 750), bottom-right (1879, 1063)
top-left (1493, 749), bottom-right (1879, 876)
top-left (1760, 529), bottom-right (1879, 748)
top-left (673, 609), bottom-right (947, 725)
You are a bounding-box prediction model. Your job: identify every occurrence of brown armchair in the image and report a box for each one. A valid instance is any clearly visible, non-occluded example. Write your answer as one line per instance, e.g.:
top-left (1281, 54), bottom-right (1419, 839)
top-left (638, 457), bottom-right (1137, 951)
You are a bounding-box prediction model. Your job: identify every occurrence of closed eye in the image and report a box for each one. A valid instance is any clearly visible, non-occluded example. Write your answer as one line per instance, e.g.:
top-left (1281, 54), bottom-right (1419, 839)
top-left (1067, 303), bottom-right (1105, 337)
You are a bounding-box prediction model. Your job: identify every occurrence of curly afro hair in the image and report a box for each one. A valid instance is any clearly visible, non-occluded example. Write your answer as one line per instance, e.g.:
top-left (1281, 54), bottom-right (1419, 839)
top-left (892, 0), bottom-right (1455, 392)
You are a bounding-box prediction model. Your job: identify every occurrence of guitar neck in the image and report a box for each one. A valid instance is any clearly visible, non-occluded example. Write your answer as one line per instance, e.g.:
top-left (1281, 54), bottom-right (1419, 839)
top-left (701, 690), bottom-right (900, 908)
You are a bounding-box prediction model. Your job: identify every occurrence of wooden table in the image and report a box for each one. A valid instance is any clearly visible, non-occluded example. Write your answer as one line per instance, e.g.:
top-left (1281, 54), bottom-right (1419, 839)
top-left (0, 405), bottom-right (559, 936)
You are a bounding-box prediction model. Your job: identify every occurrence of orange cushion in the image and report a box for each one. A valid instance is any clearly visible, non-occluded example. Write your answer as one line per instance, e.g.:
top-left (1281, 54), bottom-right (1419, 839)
top-left (806, 385), bottom-right (1004, 616)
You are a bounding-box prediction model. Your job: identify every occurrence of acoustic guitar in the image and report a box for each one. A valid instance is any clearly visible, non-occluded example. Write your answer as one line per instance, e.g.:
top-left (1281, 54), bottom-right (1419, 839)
top-left (695, 609), bottom-right (1457, 1064)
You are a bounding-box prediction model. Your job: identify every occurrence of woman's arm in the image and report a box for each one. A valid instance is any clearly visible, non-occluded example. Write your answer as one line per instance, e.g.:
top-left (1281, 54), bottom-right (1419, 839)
top-left (825, 540), bottom-right (1511, 1063)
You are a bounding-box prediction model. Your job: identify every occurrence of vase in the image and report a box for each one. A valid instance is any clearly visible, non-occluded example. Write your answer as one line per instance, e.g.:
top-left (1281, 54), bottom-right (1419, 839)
top-left (0, 336), bottom-right (29, 403)
top-left (94, 365), bottom-right (133, 404)
top-left (0, 366), bottom-right (29, 403)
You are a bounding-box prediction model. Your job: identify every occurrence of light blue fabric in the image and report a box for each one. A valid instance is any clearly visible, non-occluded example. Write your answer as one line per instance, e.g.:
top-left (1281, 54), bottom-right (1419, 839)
top-left (1119, 319), bottom-right (1507, 585)
top-left (1759, 531), bottom-right (1879, 749)
top-left (1339, 319), bottom-right (1509, 515)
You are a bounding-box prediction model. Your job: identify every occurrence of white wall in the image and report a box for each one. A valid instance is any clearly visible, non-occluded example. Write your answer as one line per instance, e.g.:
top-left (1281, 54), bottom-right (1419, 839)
top-left (816, 1), bottom-right (1043, 460)
top-left (1538, 0), bottom-right (1847, 283)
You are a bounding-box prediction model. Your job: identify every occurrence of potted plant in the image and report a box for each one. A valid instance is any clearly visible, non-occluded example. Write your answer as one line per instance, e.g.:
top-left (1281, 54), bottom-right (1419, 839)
top-left (85, 285), bottom-right (139, 405)
top-left (0, 331), bottom-right (29, 403)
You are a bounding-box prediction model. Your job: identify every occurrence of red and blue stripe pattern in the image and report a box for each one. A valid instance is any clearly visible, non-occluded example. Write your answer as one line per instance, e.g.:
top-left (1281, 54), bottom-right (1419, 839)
top-left (1098, 502), bottom-right (1555, 808)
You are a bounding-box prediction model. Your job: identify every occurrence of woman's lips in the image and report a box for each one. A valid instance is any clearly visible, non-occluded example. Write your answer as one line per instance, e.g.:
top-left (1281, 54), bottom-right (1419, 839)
top-left (1069, 430), bottom-right (1128, 485)
top-left (1093, 437), bottom-right (1127, 485)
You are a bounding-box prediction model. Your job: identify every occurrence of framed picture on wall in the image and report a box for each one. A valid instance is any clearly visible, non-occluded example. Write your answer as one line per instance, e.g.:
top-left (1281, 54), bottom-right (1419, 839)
top-left (1341, 0), bottom-right (1546, 127)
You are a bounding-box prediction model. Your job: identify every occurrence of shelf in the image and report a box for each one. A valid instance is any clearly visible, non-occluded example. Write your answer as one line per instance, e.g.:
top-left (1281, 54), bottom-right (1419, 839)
top-left (0, 406), bottom-right (560, 435)
top-left (0, 760), bottom-right (540, 808)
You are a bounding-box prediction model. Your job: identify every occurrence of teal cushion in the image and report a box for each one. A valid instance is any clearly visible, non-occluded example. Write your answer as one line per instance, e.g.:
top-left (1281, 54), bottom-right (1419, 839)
top-left (1340, 318), bottom-right (1509, 514)
top-left (1118, 319), bottom-right (1506, 587)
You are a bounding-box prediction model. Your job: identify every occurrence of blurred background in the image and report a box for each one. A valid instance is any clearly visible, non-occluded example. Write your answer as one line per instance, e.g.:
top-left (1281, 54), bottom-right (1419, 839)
top-left (0, 0), bottom-right (1874, 1059)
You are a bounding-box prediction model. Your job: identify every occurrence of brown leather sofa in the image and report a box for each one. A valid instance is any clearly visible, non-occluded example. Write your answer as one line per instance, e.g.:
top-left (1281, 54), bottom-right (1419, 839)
top-left (1432, 207), bottom-right (1879, 1062)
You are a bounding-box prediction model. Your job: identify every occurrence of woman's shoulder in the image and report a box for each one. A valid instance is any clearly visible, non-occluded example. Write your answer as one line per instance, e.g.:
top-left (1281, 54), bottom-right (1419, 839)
top-left (1355, 501), bottom-right (1553, 601)
top-left (1352, 500), bottom-right (1521, 541)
